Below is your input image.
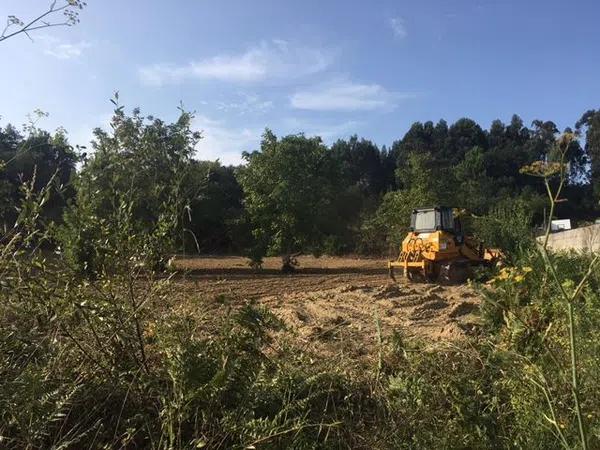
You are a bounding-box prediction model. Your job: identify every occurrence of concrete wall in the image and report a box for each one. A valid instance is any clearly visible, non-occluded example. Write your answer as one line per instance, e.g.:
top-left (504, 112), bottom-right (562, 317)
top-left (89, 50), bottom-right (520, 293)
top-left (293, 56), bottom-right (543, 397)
top-left (537, 224), bottom-right (600, 252)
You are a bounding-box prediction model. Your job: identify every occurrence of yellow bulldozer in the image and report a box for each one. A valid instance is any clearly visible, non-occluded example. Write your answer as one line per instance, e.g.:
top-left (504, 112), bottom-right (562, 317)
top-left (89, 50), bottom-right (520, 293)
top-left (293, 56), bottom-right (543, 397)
top-left (388, 206), bottom-right (502, 283)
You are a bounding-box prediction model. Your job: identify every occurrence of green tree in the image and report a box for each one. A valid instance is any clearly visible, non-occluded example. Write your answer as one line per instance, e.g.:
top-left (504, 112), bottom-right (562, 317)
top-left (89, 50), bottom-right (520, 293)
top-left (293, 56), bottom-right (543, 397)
top-left (364, 152), bottom-right (444, 253)
top-left (330, 135), bottom-right (387, 196)
top-left (0, 122), bottom-right (77, 230)
top-left (442, 117), bottom-right (487, 164)
top-left (183, 160), bottom-right (250, 254)
top-left (390, 120), bottom-right (448, 186)
top-left (453, 146), bottom-right (494, 214)
top-left (328, 136), bottom-right (392, 253)
top-left (576, 109), bottom-right (600, 202)
top-left (238, 130), bottom-right (341, 271)
top-left (484, 116), bottom-right (536, 188)
top-left (60, 100), bottom-right (201, 275)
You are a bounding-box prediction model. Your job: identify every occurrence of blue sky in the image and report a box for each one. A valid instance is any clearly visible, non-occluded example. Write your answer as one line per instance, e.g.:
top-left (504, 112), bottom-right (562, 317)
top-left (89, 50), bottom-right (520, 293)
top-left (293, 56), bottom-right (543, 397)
top-left (1, 0), bottom-right (599, 164)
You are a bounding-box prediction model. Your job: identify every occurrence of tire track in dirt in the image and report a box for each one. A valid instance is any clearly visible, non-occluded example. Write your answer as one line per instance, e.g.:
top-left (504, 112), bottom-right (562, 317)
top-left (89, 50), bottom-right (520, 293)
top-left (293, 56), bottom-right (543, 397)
top-left (260, 282), bottom-right (481, 344)
top-left (170, 257), bottom-right (483, 369)
top-left (173, 272), bottom-right (391, 299)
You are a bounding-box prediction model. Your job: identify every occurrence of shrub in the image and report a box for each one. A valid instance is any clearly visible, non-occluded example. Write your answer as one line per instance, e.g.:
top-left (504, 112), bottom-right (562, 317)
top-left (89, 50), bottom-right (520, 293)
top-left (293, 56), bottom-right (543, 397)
top-left (472, 196), bottom-right (536, 258)
top-left (480, 249), bottom-right (600, 449)
top-left (57, 102), bottom-right (198, 275)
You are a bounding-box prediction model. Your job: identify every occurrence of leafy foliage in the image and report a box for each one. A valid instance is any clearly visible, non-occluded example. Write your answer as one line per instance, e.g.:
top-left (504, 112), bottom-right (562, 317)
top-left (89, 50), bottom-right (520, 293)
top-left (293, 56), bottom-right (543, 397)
top-left (0, 123), bottom-right (77, 230)
top-left (479, 250), bottom-right (600, 449)
top-left (239, 130), bottom-right (343, 269)
top-left (360, 152), bottom-right (445, 254)
top-left (182, 160), bottom-right (251, 254)
top-left (472, 196), bottom-right (537, 256)
top-left (58, 101), bottom-right (200, 275)
top-left (577, 109), bottom-right (600, 200)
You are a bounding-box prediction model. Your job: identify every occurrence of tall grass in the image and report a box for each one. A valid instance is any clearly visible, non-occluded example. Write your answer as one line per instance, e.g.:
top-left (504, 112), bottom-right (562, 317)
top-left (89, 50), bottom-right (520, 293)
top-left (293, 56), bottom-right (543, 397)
top-left (520, 132), bottom-right (599, 449)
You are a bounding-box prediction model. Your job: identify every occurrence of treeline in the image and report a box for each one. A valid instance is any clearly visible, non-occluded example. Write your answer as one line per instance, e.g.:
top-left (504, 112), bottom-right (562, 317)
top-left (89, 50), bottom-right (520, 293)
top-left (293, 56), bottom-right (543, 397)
top-left (1, 106), bottom-right (600, 268)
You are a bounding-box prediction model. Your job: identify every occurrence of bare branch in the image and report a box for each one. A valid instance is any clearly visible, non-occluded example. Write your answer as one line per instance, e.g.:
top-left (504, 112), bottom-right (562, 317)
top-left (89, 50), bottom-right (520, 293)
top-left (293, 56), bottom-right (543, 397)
top-left (0, 1), bottom-right (86, 44)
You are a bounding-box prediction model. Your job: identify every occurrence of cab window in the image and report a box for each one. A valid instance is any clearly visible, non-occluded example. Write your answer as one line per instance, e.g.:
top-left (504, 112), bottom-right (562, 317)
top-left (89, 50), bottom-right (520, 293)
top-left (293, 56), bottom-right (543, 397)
top-left (441, 208), bottom-right (454, 231)
top-left (414, 211), bottom-right (436, 231)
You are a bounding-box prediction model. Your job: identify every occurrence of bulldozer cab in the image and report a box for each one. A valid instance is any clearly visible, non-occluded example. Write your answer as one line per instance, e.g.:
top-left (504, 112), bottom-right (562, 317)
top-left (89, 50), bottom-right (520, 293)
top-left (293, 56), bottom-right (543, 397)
top-left (410, 206), bottom-right (456, 233)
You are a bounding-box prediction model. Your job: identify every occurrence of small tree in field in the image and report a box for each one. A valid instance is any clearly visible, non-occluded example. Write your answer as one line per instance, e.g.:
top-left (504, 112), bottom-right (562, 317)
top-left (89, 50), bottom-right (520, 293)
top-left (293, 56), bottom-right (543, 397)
top-left (59, 96), bottom-right (201, 276)
top-left (239, 130), bottom-right (340, 271)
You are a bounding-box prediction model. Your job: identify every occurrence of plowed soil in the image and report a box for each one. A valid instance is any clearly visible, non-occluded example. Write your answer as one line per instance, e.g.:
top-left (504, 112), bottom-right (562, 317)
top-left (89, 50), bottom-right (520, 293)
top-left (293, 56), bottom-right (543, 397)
top-left (171, 256), bottom-right (483, 368)
top-left (173, 255), bottom-right (387, 298)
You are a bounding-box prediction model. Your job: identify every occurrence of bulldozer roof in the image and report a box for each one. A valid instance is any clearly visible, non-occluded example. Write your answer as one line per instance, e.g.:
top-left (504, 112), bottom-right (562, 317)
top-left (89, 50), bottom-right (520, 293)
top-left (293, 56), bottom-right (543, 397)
top-left (412, 206), bottom-right (454, 212)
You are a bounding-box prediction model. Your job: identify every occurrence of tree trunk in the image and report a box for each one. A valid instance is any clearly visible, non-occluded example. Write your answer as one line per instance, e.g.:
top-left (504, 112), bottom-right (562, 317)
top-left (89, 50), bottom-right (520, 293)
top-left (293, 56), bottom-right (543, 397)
top-left (281, 252), bottom-right (301, 273)
top-left (281, 253), bottom-right (295, 273)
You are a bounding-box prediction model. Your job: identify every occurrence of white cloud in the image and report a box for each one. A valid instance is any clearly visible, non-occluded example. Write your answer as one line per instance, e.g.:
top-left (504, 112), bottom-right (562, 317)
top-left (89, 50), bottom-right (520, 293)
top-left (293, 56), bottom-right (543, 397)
top-left (213, 93), bottom-right (274, 115)
top-left (139, 40), bottom-right (333, 86)
top-left (290, 79), bottom-right (414, 112)
top-left (192, 114), bottom-right (367, 165)
top-left (39, 36), bottom-right (91, 59)
top-left (193, 115), bottom-right (262, 165)
top-left (389, 17), bottom-right (407, 38)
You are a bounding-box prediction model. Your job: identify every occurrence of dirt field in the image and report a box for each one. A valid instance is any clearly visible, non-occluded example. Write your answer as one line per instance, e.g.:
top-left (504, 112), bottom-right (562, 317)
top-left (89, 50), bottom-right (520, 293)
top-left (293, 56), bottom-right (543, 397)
top-left (171, 256), bottom-right (483, 370)
top-left (173, 255), bottom-right (388, 298)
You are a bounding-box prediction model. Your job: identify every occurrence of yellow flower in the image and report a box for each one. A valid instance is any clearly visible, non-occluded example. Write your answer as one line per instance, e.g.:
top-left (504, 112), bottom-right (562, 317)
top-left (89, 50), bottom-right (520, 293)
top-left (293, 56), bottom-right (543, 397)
top-left (514, 275), bottom-right (525, 283)
top-left (495, 267), bottom-right (511, 280)
top-left (522, 267), bottom-right (533, 273)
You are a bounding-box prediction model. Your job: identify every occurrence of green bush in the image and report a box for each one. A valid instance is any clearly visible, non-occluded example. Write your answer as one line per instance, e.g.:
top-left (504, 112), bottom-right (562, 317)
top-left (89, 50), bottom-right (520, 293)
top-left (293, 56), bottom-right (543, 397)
top-left (472, 197), bottom-right (536, 258)
top-left (480, 249), bottom-right (600, 448)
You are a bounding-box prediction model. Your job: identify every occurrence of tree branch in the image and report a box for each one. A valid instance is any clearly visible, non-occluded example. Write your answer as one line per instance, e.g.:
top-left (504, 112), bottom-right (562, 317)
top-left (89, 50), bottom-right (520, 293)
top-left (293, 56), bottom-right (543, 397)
top-left (0, 1), bottom-right (85, 43)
